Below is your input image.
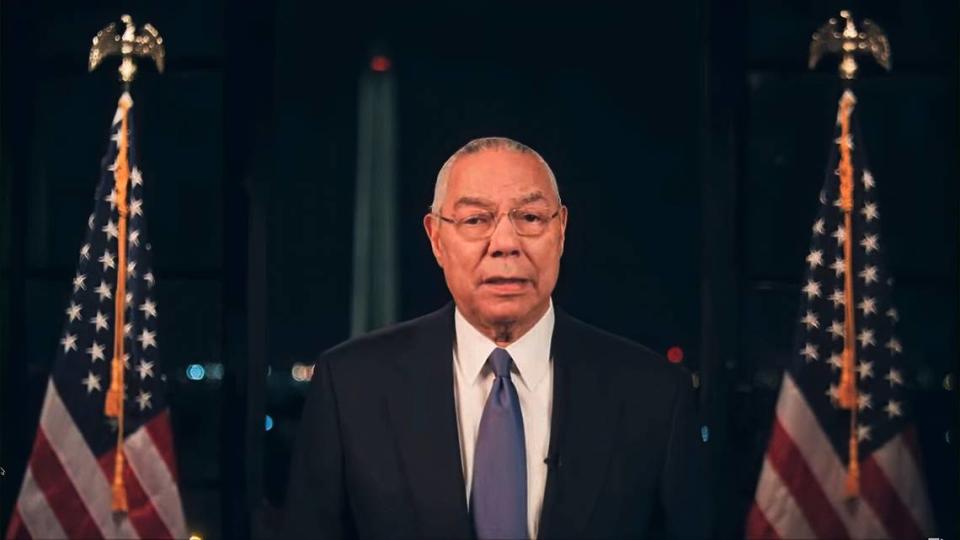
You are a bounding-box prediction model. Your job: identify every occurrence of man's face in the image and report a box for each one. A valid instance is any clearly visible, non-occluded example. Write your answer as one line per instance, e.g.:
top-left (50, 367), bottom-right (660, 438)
top-left (424, 149), bottom-right (567, 336)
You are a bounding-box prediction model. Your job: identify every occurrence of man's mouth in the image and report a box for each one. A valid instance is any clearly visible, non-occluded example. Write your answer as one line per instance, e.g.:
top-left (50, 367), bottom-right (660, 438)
top-left (483, 277), bottom-right (529, 285)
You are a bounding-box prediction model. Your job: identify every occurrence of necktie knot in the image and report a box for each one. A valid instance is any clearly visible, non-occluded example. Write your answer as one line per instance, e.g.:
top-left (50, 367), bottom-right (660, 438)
top-left (487, 348), bottom-right (513, 378)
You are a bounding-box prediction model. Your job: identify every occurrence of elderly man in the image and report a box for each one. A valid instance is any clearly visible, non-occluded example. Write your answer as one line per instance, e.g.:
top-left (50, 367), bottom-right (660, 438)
top-left (285, 137), bottom-right (711, 539)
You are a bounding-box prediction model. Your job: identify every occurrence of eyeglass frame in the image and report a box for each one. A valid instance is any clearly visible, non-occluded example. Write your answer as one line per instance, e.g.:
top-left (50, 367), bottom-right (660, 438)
top-left (432, 205), bottom-right (564, 239)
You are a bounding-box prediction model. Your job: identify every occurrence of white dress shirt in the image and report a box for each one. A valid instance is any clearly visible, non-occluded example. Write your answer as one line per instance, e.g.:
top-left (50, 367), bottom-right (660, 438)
top-left (453, 300), bottom-right (555, 539)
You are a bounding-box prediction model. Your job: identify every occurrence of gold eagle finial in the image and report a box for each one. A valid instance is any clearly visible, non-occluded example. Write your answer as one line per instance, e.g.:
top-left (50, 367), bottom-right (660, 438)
top-left (89, 15), bottom-right (165, 84)
top-left (809, 10), bottom-right (891, 79)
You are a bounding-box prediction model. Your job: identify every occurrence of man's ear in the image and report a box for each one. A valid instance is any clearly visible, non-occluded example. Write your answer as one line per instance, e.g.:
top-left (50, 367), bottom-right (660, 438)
top-left (558, 205), bottom-right (568, 256)
top-left (423, 213), bottom-right (444, 267)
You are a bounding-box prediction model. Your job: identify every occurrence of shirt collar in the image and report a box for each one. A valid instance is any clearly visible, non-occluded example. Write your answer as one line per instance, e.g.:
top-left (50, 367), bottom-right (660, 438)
top-left (454, 299), bottom-right (554, 392)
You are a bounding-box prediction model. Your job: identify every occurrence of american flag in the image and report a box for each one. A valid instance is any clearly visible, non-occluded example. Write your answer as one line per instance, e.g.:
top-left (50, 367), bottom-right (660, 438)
top-left (5, 93), bottom-right (187, 539)
top-left (745, 89), bottom-right (936, 539)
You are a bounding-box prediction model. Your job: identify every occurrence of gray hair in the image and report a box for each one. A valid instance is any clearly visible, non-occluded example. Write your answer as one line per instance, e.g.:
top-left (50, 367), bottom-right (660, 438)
top-left (431, 137), bottom-right (560, 213)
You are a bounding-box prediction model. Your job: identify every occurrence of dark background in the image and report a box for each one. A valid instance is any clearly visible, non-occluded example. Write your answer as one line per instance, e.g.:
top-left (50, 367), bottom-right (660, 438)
top-left (1, 1), bottom-right (956, 538)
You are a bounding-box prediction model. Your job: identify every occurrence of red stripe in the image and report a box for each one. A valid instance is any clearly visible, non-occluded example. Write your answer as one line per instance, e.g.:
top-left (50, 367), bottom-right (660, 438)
top-left (767, 417), bottom-right (849, 539)
top-left (4, 509), bottom-right (32, 540)
top-left (98, 448), bottom-right (174, 539)
top-left (28, 430), bottom-right (103, 539)
top-left (745, 502), bottom-right (781, 539)
top-left (144, 411), bottom-right (179, 483)
top-left (860, 454), bottom-right (924, 539)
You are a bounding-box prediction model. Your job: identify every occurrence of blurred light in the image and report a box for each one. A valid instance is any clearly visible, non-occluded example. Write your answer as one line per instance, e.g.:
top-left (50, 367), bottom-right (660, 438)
top-left (206, 363), bottom-right (224, 381)
top-left (944, 373), bottom-right (954, 391)
top-left (667, 346), bottom-right (684, 364)
top-left (291, 362), bottom-right (315, 383)
top-left (691, 372), bottom-right (701, 389)
top-left (189, 535), bottom-right (202, 540)
top-left (946, 430), bottom-right (951, 445)
top-left (265, 415), bottom-right (274, 432)
top-left (700, 425), bottom-right (710, 443)
top-left (370, 55), bottom-right (391, 72)
top-left (186, 364), bottom-right (205, 381)
top-left (267, 365), bottom-right (272, 377)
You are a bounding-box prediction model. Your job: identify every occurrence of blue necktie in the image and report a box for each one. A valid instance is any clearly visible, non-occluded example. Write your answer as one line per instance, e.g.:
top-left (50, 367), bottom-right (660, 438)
top-left (471, 348), bottom-right (528, 539)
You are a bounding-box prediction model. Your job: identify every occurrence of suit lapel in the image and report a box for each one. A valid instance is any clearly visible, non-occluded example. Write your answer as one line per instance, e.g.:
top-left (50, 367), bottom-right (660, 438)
top-left (385, 303), bottom-right (473, 539)
top-left (539, 309), bottom-right (621, 539)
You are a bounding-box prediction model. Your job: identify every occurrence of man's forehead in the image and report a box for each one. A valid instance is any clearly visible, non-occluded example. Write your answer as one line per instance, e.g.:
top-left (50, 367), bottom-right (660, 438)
top-left (446, 149), bottom-right (554, 199)
top-left (452, 191), bottom-right (549, 209)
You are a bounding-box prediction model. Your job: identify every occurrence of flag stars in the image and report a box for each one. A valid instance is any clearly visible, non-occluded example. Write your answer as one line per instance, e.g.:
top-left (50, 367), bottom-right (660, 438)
top-left (130, 199), bottom-right (143, 218)
top-left (831, 257), bottom-right (846, 277)
top-left (828, 320), bottom-right (845, 340)
top-left (806, 250), bottom-right (824, 270)
top-left (857, 360), bottom-right (874, 380)
top-left (102, 219), bottom-right (119, 241)
top-left (124, 322), bottom-right (133, 337)
top-left (60, 332), bottom-right (78, 353)
top-left (886, 368), bottom-right (904, 387)
top-left (885, 399), bottom-right (903, 419)
top-left (88, 213), bottom-right (95, 230)
top-left (832, 225), bottom-right (846, 246)
top-left (81, 372), bottom-right (102, 394)
top-left (125, 292), bottom-right (134, 308)
top-left (862, 170), bottom-right (875, 191)
top-left (826, 384), bottom-right (840, 405)
top-left (857, 424), bottom-right (872, 442)
top-left (65, 302), bottom-right (83, 323)
top-left (80, 243), bottom-right (91, 260)
top-left (135, 390), bottom-right (153, 411)
top-left (886, 337), bottom-right (903, 355)
top-left (137, 328), bottom-right (157, 350)
top-left (861, 202), bottom-right (879, 222)
top-left (131, 167), bottom-right (143, 187)
top-left (800, 343), bottom-right (819, 362)
top-left (139, 298), bottom-right (157, 320)
top-left (128, 229), bottom-right (140, 247)
top-left (73, 273), bottom-right (87, 293)
top-left (812, 218), bottom-right (826, 235)
top-left (86, 341), bottom-right (106, 363)
top-left (858, 296), bottom-right (877, 316)
top-left (835, 133), bottom-right (855, 150)
top-left (859, 265), bottom-right (879, 285)
top-left (828, 353), bottom-right (843, 371)
top-left (95, 281), bottom-right (112, 302)
top-left (830, 289), bottom-right (845, 308)
top-left (127, 261), bottom-right (137, 278)
top-left (857, 328), bottom-right (875, 348)
top-left (136, 359), bottom-right (155, 380)
top-left (106, 189), bottom-right (119, 210)
top-left (144, 272), bottom-right (155, 288)
top-left (99, 249), bottom-right (116, 271)
top-left (802, 279), bottom-right (822, 300)
top-left (89, 310), bottom-right (109, 333)
top-left (857, 392), bottom-right (872, 411)
top-left (861, 234), bottom-right (880, 254)
top-left (886, 308), bottom-right (899, 322)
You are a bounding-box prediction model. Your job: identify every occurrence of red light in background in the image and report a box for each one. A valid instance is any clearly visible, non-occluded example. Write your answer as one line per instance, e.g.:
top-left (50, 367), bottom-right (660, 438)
top-left (370, 55), bottom-right (391, 72)
top-left (667, 346), bottom-right (684, 364)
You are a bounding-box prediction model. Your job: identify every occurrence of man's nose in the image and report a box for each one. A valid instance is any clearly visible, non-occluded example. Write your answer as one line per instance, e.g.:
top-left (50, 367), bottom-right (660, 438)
top-left (488, 214), bottom-right (521, 257)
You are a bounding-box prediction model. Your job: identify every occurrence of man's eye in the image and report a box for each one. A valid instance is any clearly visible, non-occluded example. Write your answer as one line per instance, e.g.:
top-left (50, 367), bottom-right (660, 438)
top-left (462, 215), bottom-right (491, 226)
top-left (519, 212), bottom-right (545, 223)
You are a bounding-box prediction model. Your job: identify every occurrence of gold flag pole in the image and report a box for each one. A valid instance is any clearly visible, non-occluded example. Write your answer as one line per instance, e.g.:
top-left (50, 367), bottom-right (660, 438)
top-left (809, 10), bottom-right (891, 497)
top-left (88, 14), bottom-right (165, 513)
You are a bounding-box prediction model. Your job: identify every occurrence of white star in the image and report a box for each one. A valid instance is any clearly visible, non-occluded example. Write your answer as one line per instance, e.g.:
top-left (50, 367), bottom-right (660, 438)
top-left (105, 189), bottom-right (118, 210)
top-left (800, 343), bottom-right (819, 362)
top-left (886, 367), bottom-right (904, 387)
top-left (89, 310), bottom-right (109, 333)
top-left (95, 281), bottom-right (112, 302)
top-left (832, 225), bottom-right (846, 246)
top-left (806, 250), bottom-right (824, 270)
top-left (857, 424), bottom-right (872, 441)
top-left (858, 296), bottom-right (877, 316)
top-left (861, 202), bottom-right (879, 222)
top-left (884, 399), bottom-right (903, 419)
top-left (826, 384), bottom-right (840, 405)
top-left (830, 289), bottom-right (845, 307)
top-left (130, 199), bottom-right (143, 218)
top-left (65, 302), bottom-right (82, 322)
top-left (128, 229), bottom-right (140, 247)
top-left (801, 311), bottom-right (820, 330)
top-left (80, 243), bottom-right (91, 260)
top-left (862, 170), bottom-right (875, 191)
top-left (139, 298), bottom-right (157, 320)
top-left (812, 218), bottom-right (826, 235)
top-left (81, 372), bottom-right (102, 394)
top-left (860, 234), bottom-right (879, 254)
top-left (127, 261), bottom-right (137, 278)
top-left (136, 359), bottom-right (155, 380)
top-left (831, 257), bottom-right (846, 277)
top-left (125, 292), bottom-right (134, 307)
top-left (135, 390), bottom-right (153, 411)
top-left (88, 213), bottom-right (95, 230)
top-left (60, 332), bottom-right (78, 353)
top-left (124, 322), bottom-right (133, 337)
top-left (857, 392), bottom-right (872, 411)
top-left (144, 271), bottom-right (155, 288)
top-left (833, 197), bottom-right (843, 209)
top-left (102, 219), bottom-right (119, 241)
top-left (886, 308), bottom-right (899, 322)
top-left (859, 265), bottom-right (879, 285)
top-left (122, 352), bottom-right (131, 370)
top-left (99, 249), bottom-right (116, 271)
top-left (802, 280), bottom-right (822, 300)
top-left (73, 272), bottom-right (87, 292)
top-left (819, 189), bottom-right (828, 204)
top-left (835, 133), bottom-right (854, 150)
top-left (857, 360), bottom-right (874, 380)
top-left (86, 341), bottom-right (106, 363)
top-left (137, 328), bottom-right (157, 350)
top-left (886, 337), bottom-right (903, 355)
top-left (857, 328), bottom-right (875, 348)
top-left (828, 352), bottom-right (843, 371)
top-left (131, 167), bottom-right (143, 187)
top-left (828, 320), bottom-right (845, 340)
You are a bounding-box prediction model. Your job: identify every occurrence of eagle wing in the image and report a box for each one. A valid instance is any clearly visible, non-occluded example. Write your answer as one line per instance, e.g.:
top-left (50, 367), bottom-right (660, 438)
top-left (89, 22), bottom-right (121, 72)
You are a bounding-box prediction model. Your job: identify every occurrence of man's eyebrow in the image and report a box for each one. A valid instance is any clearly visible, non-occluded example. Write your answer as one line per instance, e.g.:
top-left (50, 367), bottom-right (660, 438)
top-left (453, 196), bottom-right (496, 209)
top-left (515, 192), bottom-right (547, 206)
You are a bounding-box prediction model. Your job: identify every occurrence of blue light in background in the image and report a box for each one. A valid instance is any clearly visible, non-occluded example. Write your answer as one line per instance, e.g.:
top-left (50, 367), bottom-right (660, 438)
top-left (265, 415), bottom-right (274, 432)
top-left (186, 364), bottom-right (205, 381)
top-left (700, 425), bottom-right (710, 443)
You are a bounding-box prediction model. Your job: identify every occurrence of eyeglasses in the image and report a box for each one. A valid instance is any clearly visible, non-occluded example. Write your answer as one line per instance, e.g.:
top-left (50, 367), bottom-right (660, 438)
top-left (435, 207), bottom-right (562, 240)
